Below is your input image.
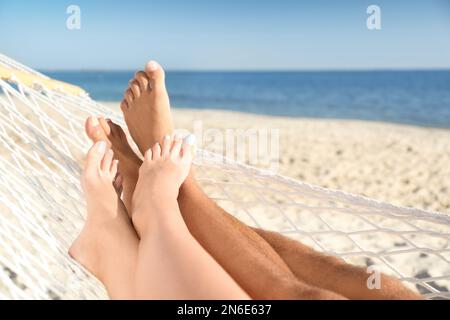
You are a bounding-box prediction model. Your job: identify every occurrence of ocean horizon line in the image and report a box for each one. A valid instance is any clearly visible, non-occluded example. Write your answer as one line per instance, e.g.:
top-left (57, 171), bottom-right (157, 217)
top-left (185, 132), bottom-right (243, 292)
top-left (41, 68), bottom-right (450, 73)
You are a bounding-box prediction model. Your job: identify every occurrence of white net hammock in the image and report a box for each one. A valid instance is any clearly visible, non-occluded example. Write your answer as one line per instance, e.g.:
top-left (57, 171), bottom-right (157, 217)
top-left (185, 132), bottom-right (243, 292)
top-left (0, 53), bottom-right (449, 300)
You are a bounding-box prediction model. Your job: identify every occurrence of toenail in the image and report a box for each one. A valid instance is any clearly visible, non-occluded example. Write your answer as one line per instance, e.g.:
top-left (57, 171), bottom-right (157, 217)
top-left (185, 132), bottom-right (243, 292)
top-left (148, 61), bottom-right (158, 71)
top-left (185, 134), bottom-right (196, 146)
top-left (91, 116), bottom-right (99, 126)
top-left (164, 135), bottom-right (170, 140)
top-left (96, 141), bottom-right (107, 154)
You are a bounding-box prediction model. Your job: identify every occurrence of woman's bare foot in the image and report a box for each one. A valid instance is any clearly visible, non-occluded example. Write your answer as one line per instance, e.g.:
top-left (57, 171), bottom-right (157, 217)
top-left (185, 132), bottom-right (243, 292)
top-left (69, 141), bottom-right (139, 299)
top-left (121, 60), bottom-right (174, 155)
top-left (132, 135), bottom-right (195, 236)
top-left (85, 116), bottom-right (142, 212)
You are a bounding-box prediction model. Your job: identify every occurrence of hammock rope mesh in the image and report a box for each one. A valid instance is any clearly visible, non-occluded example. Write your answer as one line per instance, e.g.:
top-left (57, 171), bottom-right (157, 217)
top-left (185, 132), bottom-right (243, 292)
top-left (0, 53), bottom-right (449, 299)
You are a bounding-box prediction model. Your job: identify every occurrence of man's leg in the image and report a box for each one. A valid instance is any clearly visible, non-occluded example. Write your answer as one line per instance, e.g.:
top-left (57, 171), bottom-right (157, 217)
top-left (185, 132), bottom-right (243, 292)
top-left (253, 228), bottom-right (422, 299)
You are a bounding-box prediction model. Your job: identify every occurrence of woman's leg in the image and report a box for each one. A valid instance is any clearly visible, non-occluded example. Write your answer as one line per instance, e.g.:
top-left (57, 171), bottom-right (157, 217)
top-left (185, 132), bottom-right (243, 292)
top-left (131, 136), bottom-right (250, 299)
top-left (69, 141), bottom-right (139, 299)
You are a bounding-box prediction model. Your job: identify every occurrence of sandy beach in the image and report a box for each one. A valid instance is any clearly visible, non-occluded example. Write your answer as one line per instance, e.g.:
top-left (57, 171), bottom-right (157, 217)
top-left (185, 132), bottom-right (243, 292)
top-left (135, 106), bottom-right (450, 215)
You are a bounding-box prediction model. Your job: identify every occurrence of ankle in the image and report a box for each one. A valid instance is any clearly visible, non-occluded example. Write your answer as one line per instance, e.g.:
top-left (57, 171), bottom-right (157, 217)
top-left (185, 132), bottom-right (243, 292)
top-left (85, 201), bottom-right (118, 224)
top-left (132, 200), bottom-right (182, 235)
top-left (145, 187), bottom-right (179, 205)
top-left (121, 166), bottom-right (139, 182)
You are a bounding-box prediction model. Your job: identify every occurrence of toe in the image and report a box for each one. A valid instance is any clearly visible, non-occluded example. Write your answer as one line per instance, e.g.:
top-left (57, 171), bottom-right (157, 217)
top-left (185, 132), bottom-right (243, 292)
top-left (110, 159), bottom-right (119, 177)
top-left (113, 173), bottom-right (123, 195)
top-left (102, 119), bottom-right (118, 137)
top-left (151, 142), bottom-right (161, 160)
top-left (120, 100), bottom-right (128, 112)
top-left (161, 135), bottom-right (171, 156)
top-left (129, 79), bottom-right (141, 99)
top-left (145, 60), bottom-right (165, 91)
top-left (85, 116), bottom-right (107, 142)
top-left (144, 148), bottom-right (152, 162)
top-left (134, 71), bottom-right (149, 92)
top-left (170, 135), bottom-right (183, 157)
top-left (181, 134), bottom-right (196, 160)
top-left (106, 119), bottom-right (118, 138)
top-left (101, 149), bottom-right (114, 172)
top-left (124, 88), bottom-right (134, 105)
top-left (85, 141), bottom-right (107, 173)
top-left (108, 120), bottom-right (127, 142)
top-left (98, 117), bottom-right (112, 137)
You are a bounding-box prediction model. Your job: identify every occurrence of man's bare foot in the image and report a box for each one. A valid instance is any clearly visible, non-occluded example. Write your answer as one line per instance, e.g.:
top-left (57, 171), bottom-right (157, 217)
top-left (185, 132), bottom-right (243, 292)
top-left (121, 60), bottom-right (174, 155)
top-left (85, 116), bottom-right (142, 212)
top-left (69, 141), bottom-right (138, 298)
top-left (132, 135), bottom-right (195, 236)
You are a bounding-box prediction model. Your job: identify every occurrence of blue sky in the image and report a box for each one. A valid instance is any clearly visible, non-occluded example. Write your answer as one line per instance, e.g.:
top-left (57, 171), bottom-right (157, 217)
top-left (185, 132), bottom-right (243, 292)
top-left (1, 0), bottom-right (449, 70)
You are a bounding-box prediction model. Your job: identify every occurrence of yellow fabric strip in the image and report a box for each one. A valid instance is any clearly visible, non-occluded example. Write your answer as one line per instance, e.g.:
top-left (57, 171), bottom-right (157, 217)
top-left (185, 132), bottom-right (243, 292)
top-left (0, 65), bottom-right (85, 96)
